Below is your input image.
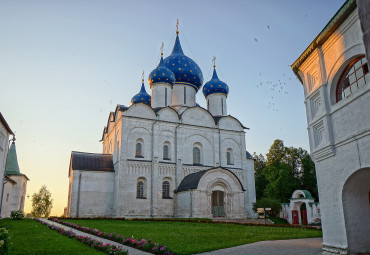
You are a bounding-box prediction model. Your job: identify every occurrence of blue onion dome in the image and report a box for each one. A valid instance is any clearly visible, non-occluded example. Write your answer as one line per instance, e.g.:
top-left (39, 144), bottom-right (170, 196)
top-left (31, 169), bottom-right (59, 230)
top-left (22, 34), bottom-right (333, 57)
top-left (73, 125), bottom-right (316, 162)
top-left (148, 54), bottom-right (175, 88)
top-left (202, 67), bottom-right (229, 97)
top-left (131, 80), bottom-right (152, 106)
top-left (163, 33), bottom-right (203, 91)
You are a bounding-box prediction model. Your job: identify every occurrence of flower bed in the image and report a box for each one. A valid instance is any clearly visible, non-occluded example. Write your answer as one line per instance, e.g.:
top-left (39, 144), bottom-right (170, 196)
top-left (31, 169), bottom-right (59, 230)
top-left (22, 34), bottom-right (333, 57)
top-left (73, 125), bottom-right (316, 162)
top-left (51, 218), bottom-right (175, 255)
top-left (34, 218), bottom-right (127, 255)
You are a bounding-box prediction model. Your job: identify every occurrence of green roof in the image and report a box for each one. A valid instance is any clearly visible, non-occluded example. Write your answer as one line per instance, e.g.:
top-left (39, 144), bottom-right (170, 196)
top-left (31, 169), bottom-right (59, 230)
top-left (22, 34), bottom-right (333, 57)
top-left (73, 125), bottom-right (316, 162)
top-left (5, 142), bottom-right (21, 175)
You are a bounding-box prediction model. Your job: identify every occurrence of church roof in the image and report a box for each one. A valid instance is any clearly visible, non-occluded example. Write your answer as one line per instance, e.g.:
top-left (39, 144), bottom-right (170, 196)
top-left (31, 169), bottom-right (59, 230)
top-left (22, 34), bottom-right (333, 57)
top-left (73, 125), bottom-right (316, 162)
top-left (163, 33), bottom-right (203, 91)
top-left (0, 112), bottom-right (14, 135)
top-left (246, 151), bottom-right (253, 159)
top-left (5, 141), bottom-right (29, 180)
top-left (70, 151), bottom-right (114, 172)
top-left (203, 68), bottom-right (229, 97)
top-left (176, 167), bottom-right (245, 192)
top-left (148, 55), bottom-right (176, 88)
top-left (130, 81), bottom-right (151, 106)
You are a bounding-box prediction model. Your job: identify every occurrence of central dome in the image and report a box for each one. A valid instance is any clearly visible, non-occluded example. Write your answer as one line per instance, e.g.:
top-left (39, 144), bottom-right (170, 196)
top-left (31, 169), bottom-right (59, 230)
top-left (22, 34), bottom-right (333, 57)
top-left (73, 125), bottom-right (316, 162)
top-left (163, 34), bottom-right (203, 91)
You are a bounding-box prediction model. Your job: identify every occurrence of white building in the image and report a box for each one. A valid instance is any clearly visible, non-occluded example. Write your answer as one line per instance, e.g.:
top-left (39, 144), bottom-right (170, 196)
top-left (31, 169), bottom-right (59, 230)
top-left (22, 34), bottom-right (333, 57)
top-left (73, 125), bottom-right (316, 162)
top-left (0, 113), bottom-right (14, 217)
top-left (67, 29), bottom-right (256, 219)
top-left (291, 0), bottom-right (370, 254)
top-left (0, 137), bottom-right (29, 218)
top-left (280, 190), bottom-right (320, 225)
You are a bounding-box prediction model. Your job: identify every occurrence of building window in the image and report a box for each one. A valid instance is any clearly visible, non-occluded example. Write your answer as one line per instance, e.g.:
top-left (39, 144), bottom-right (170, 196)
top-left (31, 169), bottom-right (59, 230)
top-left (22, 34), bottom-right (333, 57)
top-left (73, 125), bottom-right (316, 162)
top-left (162, 181), bottom-right (170, 198)
top-left (6, 193), bottom-right (9, 202)
top-left (207, 99), bottom-right (210, 110)
top-left (184, 87), bottom-right (187, 105)
top-left (135, 141), bottom-right (143, 158)
top-left (137, 181), bottom-right (144, 198)
top-left (226, 148), bottom-right (234, 165)
top-left (165, 87), bottom-right (168, 106)
top-left (336, 56), bottom-right (368, 102)
top-left (163, 144), bottom-right (170, 160)
top-left (193, 147), bottom-right (201, 165)
top-left (221, 98), bottom-right (224, 115)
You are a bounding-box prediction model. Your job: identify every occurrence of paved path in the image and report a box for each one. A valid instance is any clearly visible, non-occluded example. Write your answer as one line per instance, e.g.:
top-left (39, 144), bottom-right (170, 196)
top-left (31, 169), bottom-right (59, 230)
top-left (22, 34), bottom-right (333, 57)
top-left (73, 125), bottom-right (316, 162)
top-left (37, 218), bottom-right (151, 255)
top-left (197, 237), bottom-right (323, 255)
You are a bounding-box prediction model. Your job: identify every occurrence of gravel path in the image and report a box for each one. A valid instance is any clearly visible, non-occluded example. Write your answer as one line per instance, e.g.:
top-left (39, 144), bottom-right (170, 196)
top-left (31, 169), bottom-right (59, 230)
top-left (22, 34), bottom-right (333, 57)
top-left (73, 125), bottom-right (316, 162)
top-left (37, 218), bottom-right (151, 255)
top-left (197, 237), bottom-right (323, 255)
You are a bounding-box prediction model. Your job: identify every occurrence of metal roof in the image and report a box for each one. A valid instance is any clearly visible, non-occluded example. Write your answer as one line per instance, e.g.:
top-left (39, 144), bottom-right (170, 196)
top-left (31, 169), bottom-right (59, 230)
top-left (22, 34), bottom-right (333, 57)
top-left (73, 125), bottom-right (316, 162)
top-left (70, 151), bottom-right (114, 172)
top-left (177, 167), bottom-right (245, 192)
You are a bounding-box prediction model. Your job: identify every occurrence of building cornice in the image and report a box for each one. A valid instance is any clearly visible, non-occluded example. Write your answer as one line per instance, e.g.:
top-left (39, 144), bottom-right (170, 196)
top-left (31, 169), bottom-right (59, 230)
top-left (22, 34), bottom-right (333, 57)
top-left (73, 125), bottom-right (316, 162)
top-left (291, 0), bottom-right (357, 83)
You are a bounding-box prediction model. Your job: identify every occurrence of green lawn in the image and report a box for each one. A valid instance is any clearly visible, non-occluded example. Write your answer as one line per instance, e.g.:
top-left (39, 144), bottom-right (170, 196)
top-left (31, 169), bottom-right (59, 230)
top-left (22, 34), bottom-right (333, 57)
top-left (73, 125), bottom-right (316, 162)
top-left (62, 219), bottom-right (322, 255)
top-left (0, 219), bottom-right (102, 255)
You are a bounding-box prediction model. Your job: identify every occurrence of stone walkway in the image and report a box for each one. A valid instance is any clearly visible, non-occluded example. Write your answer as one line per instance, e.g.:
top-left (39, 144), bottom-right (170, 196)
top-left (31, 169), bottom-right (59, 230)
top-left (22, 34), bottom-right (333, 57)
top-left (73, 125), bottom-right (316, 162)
top-left (197, 237), bottom-right (323, 255)
top-left (37, 218), bottom-right (151, 255)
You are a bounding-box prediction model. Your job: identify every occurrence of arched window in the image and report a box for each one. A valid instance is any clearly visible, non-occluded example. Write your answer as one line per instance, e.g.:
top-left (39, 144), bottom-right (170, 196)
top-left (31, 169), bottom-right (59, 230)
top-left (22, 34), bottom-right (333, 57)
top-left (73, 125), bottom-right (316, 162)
top-left (163, 144), bottom-right (170, 160)
top-left (135, 141), bottom-right (143, 158)
top-left (162, 181), bottom-right (170, 198)
top-left (193, 147), bottom-right (201, 165)
top-left (226, 148), bottom-right (234, 165)
top-left (336, 56), bottom-right (369, 102)
top-left (137, 181), bottom-right (144, 198)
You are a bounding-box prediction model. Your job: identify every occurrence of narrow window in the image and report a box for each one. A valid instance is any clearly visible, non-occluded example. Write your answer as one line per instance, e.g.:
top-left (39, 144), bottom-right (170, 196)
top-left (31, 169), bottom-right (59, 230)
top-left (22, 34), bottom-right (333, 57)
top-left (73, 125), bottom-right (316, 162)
top-left (137, 181), bottom-right (144, 198)
top-left (221, 98), bottom-right (224, 115)
top-left (193, 147), bottom-right (201, 165)
top-left (117, 141), bottom-right (120, 160)
top-left (162, 181), bottom-right (170, 198)
top-left (165, 87), bottom-right (168, 106)
top-left (136, 142), bottom-right (142, 158)
top-left (163, 145), bottom-right (169, 160)
top-left (6, 193), bottom-right (9, 202)
top-left (184, 87), bottom-right (187, 105)
top-left (227, 148), bottom-right (234, 165)
top-left (207, 99), bottom-right (209, 110)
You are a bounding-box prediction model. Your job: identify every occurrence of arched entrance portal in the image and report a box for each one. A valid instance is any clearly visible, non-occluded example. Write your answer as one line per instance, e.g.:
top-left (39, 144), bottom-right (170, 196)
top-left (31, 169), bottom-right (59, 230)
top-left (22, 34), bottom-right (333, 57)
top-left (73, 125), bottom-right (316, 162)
top-left (300, 203), bottom-right (307, 225)
top-left (211, 190), bottom-right (225, 217)
top-left (342, 168), bottom-right (370, 254)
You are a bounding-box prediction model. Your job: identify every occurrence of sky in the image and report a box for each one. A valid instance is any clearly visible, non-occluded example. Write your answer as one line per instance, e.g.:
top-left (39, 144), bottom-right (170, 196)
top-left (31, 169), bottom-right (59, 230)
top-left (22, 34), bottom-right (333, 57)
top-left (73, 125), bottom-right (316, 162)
top-left (0, 0), bottom-right (346, 216)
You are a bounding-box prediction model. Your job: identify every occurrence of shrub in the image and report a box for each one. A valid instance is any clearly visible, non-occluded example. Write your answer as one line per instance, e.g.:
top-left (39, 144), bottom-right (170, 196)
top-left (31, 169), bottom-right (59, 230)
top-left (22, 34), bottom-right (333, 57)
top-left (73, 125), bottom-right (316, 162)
top-left (10, 210), bottom-right (24, 220)
top-left (252, 197), bottom-right (281, 217)
top-left (0, 227), bottom-right (10, 255)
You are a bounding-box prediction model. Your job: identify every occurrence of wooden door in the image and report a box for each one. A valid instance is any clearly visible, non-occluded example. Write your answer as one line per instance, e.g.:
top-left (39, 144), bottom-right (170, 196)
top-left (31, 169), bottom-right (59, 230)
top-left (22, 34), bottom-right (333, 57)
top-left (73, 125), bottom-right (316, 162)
top-left (301, 210), bottom-right (307, 225)
top-left (292, 210), bottom-right (299, 224)
top-left (211, 191), bottom-right (225, 217)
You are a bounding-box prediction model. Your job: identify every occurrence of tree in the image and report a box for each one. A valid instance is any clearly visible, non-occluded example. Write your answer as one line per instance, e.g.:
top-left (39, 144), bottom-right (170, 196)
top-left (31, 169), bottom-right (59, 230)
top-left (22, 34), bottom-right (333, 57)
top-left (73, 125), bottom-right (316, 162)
top-left (252, 197), bottom-right (281, 217)
top-left (31, 185), bottom-right (53, 217)
top-left (253, 153), bottom-right (267, 200)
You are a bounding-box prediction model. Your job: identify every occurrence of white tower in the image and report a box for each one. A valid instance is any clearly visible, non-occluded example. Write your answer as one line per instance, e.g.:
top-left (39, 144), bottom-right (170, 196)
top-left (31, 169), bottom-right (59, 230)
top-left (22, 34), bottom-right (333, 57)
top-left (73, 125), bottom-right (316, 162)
top-left (203, 62), bottom-right (229, 116)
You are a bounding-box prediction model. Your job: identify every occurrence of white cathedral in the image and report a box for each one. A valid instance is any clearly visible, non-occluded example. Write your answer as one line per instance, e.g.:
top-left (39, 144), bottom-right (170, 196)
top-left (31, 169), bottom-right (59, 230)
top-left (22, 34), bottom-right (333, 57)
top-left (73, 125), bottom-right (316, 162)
top-left (66, 28), bottom-right (256, 218)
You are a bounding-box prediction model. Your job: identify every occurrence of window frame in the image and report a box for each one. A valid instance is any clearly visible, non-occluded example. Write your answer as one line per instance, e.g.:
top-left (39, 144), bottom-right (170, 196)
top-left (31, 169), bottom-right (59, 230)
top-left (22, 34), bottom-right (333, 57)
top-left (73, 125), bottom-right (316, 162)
top-left (193, 146), bottom-right (201, 165)
top-left (135, 141), bottom-right (143, 158)
top-left (163, 144), bottom-right (170, 160)
top-left (336, 56), bottom-right (369, 102)
top-left (162, 180), bottom-right (171, 199)
top-left (137, 181), bottom-right (145, 199)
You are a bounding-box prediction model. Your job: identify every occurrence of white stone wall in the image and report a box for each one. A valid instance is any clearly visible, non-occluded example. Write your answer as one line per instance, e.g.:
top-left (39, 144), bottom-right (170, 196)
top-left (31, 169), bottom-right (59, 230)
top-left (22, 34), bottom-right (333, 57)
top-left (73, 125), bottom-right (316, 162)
top-left (68, 170), bottom-right (114, 217)
top-left (296, 8), bottom-right (370, 254)
top-left (207, 93), bottom-right (227, 116)
top-left (1, 175), bottom-right (27, 218)
top-left (171, 84), bottom-right (196, 109)
top-left (151, 83), bottom-right (172, 108)
top-left (0, 123), bottom-right (11, 208)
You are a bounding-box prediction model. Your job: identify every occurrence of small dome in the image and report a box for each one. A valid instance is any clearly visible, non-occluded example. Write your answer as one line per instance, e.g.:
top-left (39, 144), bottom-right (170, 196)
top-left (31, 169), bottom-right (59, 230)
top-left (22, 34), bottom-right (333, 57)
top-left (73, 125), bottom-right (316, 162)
top-left (148, 55), bottom-right (175, 88)
top-left (163, 34), bottom-right (203, 91)
top-left (202, 68), bottom-right (229, 97)
top-left (131, 81), bottom-right (151, 106)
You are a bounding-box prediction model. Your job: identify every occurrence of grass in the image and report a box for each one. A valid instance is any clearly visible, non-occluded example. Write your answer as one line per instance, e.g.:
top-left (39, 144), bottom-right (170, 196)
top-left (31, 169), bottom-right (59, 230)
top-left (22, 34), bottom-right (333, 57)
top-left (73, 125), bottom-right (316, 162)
top-left (0, 219), bottom-right (102, 255)
top-left (269, 217), bottom-right (289, 225)
top-left (61, 219), bottom-right (322, 255)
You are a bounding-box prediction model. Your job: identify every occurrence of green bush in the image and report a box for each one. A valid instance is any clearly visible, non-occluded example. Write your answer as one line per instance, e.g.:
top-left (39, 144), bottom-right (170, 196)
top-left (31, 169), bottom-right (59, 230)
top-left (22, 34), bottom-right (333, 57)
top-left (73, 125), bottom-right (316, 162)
top-left (252, 197), bottom-right (281, 217)
top-left (10, 210), bottom-right (24, 220)
top-left (0, 227), bottom-right (9, 255)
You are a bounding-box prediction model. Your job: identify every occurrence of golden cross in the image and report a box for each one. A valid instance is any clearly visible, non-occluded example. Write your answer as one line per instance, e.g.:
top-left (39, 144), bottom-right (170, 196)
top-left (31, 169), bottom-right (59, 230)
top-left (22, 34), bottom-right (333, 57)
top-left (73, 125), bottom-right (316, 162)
top-left (160, 42), bottom-right (164, 55)
top-left (176, 19), bottom-right (179, 34)
top-left (142, 70), bottom-right (145, 81)
top-left (212, 56), bottom-right (216, 68)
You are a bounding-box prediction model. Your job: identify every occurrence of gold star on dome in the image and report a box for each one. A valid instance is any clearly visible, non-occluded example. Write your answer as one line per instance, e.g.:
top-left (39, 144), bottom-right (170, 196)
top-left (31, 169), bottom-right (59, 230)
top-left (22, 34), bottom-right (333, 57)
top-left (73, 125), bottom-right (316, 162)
top-left (178, 68), bottom-right (181, 70)
top-left (154, 74), bottom-right (156, 76)
top-left (210, 85), bottom-right (213, 87)
top-left (190, 70), bottom-right (192, 72)
top-left (184, 64), bottom-right (187, 66)
top-left (162, 73), bottom-right (165, 76)
top-left (219, 85), bottom-right (221, 87)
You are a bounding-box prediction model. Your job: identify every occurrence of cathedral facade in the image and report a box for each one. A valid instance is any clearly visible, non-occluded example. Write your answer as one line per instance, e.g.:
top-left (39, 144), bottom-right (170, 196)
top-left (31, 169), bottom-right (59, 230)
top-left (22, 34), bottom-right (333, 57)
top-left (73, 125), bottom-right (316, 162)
top-left (67, 29), bottom-right (256, 219)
